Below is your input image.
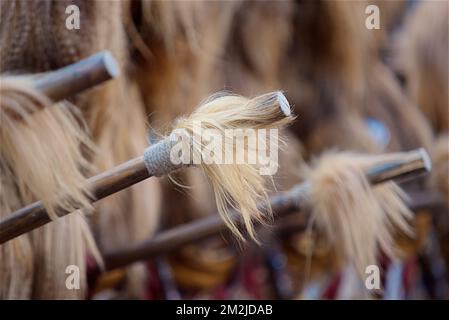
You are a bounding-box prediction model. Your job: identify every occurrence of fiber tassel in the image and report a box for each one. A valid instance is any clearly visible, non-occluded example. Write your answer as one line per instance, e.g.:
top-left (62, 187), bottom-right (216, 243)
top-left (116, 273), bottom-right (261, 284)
top-left (0, 77), bottom-right (100, 298)
top-left (303, 152), bottom-right (414, 278)
top-left (2, 91), bottom-right (294, 245)
top-left (0, 77), bottom-right (94, 219)
top-left (169, 91), bottom-right (294, 241)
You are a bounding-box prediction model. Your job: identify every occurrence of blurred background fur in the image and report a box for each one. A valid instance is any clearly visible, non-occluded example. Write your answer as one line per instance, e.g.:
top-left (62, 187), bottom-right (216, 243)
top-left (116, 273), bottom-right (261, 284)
top-left (0, 0), bottom-right (447, 299)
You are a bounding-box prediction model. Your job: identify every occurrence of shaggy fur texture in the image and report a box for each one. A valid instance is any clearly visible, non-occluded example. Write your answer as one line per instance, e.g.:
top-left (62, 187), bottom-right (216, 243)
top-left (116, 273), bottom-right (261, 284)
top-left (127, 0), bottom-right (238, 129)
top-left (214, 1), bottom-right (434, 298)
top-left (0, 78), bottom-right (94, 218)
top-left (210, 1), bottom-right (424, 296)
top-left (303, 152), bottom-right (413, 277)
top-left (220, 0), bottom-right (293, 95)
top-left (391, 0), bottom-right (448, 134)
top-left (364, 62), bottom-right (433, 152)
top-left (0, 0), bottom-right (161, 298)
top-left (282, 0), bottom-right (369, 142)
top-left (431, 135), bottom-right (449, 203)
top-left (0, 77), bottom-right (99, 299)
top-left (124, 0), bottom-right (242, 295)
top-left (172, 91), bottom-right (294, 241)
top-left (391, 1), bottom-right (448, 208)
top-left (219, 1), bottom-right (376, 156)
top-left (369, 0), bottom-right (406, 56)
top-left (0, 159), bottom-right (34, 299)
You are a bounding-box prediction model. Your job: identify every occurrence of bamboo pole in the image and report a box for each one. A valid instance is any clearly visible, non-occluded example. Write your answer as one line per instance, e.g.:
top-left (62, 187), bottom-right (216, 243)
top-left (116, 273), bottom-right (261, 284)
top-left (100, 148), bottom-right (432, 271)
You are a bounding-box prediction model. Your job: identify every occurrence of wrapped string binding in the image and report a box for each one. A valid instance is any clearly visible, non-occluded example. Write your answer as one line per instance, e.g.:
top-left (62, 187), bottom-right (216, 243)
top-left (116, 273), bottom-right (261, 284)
top-left (0, 91), bottom-right (294, 244)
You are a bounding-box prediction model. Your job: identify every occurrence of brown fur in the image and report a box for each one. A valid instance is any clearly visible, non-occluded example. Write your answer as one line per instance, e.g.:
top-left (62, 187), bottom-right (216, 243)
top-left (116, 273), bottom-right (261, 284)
top-left (391, 1), bottom-right (448, 210)
top-left (158, 0), bottom-right (373, 294)
top-left (370, 0), bottom-right (407, 55)
top-left (0, 159), bottom-right (34, 299)
top-left (126, 0), bottom-right (241, 293)
top-left (0, 77), bottom-right (99, 299)
top-left (127, 0), bottom-right (238, 129)
top-left (220, 0), bottom-right (293, 95)
top-left (219, 1), bottom-right (377, 156)
top-left (0, 0), bottom-right (161, 298)
top-left (364, 62), bottom-right (433, 152)
top-left (431, 135), bottom-right (449, 203)
top-left (282, 0), bottom-right (369, 142)
top-left (392, 0), bottom-right (449, 134)
top-left (217, 0), bottom-right (434, 295)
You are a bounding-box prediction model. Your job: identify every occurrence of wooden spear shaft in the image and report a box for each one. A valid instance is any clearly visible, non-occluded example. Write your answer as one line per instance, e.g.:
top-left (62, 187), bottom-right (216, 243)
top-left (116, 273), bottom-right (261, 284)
top-left (1, 50), bottom-right (118, 121)
top-left (0, 156), bottom-right (149, 244)
top-left (0, 51), bottom-right (121, 243)
top-left (33, 50), bottom-right (119, 101)
top-left (102, 188), bottom-right (304, 271)
top-left (0, 91), bottom-right (294, 244)
top-left (0, 147), bottom-right (431, 245)
top-left (101, 148), bottom-right (432, 271)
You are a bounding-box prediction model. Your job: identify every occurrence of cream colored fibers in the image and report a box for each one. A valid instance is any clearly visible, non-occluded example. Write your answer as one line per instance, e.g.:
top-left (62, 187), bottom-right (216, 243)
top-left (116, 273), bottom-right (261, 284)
top-left (0, 77), bottom-right (94, 218)
top-left (0, 77), bottom-right (101, 298)
top-left (303, 152), bottom-right (413, 278)
top-left (172, 91), bottom-right (294, 241)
